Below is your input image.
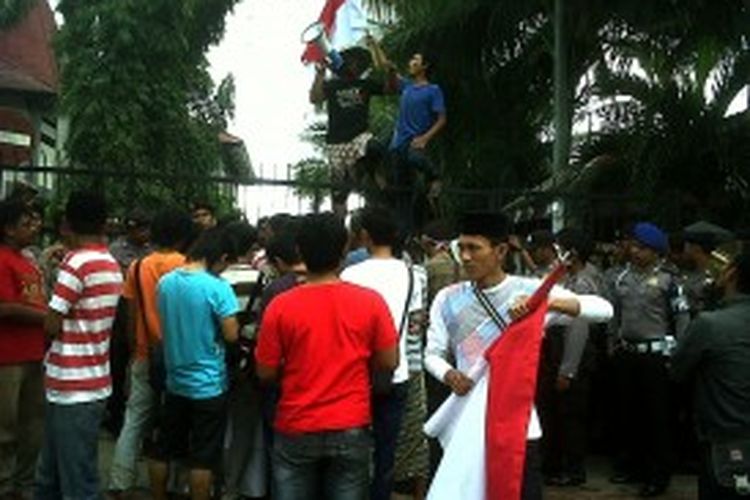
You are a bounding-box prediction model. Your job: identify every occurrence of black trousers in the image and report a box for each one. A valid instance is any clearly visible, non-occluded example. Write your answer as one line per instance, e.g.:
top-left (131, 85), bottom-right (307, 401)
top-left (106, 300), bottom-right (131, 436)
top-left (536, 331), bottom-right (591, 480)
top-left (522, 440), bottom-right (544, 500)
top-left (425, 374), bottom-right (450, 484)
top-left (613, 350), bottom-right (673, 485)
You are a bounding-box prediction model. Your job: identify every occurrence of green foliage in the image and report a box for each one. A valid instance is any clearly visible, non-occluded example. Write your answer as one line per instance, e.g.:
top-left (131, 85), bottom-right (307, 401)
top-left (367, 0), bottom-right (750, 227)
top-left (55, 0), bottom-right (240, 217)
top-left (291, 157), bottom-right (328, 212)
top-left (574, 32), bottom-right (750, 226)
top-left (0, 0), bottom-right (36, 29)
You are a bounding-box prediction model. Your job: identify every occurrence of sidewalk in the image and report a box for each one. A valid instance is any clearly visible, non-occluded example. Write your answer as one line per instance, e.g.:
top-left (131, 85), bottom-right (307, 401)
top-left (99, 432), bottom-right (698, 499)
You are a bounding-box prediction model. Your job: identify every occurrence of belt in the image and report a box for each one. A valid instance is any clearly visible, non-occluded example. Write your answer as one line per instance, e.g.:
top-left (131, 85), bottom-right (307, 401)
top-left (620, 336), bottom-right (676, 356)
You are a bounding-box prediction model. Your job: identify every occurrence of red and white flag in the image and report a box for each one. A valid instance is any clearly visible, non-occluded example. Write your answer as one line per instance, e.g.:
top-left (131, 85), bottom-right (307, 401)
top-left (301, 0), bottom-right (368, 64)
top-left (484, 264), bottom-right (566, 500)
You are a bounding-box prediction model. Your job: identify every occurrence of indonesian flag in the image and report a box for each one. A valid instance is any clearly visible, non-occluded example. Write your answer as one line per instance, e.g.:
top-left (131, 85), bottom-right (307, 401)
top-left (301, 0), bottom-right (368, 64)
top-left (484, 265), bottom-right (566, 500)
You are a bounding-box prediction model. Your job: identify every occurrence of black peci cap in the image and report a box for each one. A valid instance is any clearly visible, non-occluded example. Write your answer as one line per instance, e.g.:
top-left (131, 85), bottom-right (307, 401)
top-left (458, 212), bottom-right (510, 241)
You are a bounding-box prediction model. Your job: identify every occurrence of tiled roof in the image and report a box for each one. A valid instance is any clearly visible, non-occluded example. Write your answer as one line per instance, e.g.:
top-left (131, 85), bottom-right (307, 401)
top-left (0, 0), bottom-right (57, 94)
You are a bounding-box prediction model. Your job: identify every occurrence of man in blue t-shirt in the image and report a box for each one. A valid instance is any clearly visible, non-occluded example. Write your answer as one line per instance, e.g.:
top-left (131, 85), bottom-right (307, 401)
top-left (152, 226), bottom-right (246, 500)
top-left (380, 49), bottom-right (447, 234)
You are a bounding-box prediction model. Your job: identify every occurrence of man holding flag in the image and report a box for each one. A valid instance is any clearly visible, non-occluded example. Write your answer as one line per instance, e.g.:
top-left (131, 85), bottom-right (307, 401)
top-left (423, 213), bottom-right (613, 500)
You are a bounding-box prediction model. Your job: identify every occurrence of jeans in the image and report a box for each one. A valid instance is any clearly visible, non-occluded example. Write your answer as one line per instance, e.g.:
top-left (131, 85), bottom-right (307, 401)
top-left (389, 147), bottom-right (438, 235)
top-left (109, 360), bottom-right (156, 490)
top-left (371, 382), bottom-right (408, 500)
top-left (0, 363), bottom-right (44, 496)
top-left (34, 400), bottom-right (106, 500)
top-left (272, 427), bottom-right (372, 500)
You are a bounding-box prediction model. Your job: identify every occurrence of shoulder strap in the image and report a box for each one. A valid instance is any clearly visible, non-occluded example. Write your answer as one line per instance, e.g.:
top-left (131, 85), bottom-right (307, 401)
top-left (133, 258), bottom-right (153, 341)
top-left (397, 264), bottom-right (414, 339)
top-left (472, 283), bottom-right (508, 331)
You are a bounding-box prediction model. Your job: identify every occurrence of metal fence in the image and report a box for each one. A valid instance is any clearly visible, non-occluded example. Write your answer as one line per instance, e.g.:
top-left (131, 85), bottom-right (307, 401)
top-left (0, 163), bottom-right (668, 241)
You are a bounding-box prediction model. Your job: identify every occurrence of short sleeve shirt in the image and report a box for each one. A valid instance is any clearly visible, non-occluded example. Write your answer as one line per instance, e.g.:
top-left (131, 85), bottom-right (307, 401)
top-left (158, 269), bottom-right (239, 399)
top-left (123, 251), bottom-right (185, 360)
top-left (323, 77), bottom-right (385, 144)
top-left (390, 79), bottom-right (446, 150)
top-left (46, 245), bottom-right (123, 404)
top-left (0, 245), bottom-right (47, 364)
top-left (256, 282), bottom-right (397, 434)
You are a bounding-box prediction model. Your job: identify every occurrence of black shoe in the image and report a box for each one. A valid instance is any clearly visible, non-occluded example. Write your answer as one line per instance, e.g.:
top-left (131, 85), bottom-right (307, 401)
top-left (567, 475), bottom-right (586, 486)
top-left (544, 474), bottom-right (568, 486)
top-left (638, 483), bottom-right (668, 497)
top-left (609, 473), bottom-right (638, 484)
top-left (545, 474), bottom-right (586, 487)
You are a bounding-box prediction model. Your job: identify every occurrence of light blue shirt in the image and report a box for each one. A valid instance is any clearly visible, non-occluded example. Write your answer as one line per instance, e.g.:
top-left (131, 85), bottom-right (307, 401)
top-left (158, 268), bottom-right (239, 399)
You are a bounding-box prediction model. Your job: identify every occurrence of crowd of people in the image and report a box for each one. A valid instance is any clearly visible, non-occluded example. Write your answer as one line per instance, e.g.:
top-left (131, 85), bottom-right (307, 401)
top-left (1, 185), bottom-right (749, 500)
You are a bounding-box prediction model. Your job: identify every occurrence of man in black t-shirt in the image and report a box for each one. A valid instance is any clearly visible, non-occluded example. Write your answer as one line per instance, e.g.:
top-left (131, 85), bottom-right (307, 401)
top-left (310, 47), bottom-right (392, 217)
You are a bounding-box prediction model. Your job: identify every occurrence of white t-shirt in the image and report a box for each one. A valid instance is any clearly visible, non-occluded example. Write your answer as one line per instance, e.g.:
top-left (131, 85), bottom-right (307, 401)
top-left (341, 257), bottom-right (425, 384)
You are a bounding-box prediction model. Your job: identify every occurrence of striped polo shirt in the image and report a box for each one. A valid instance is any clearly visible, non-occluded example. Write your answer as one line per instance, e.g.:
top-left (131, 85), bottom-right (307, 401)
top-left (46, 244), bottom-right (123, 404)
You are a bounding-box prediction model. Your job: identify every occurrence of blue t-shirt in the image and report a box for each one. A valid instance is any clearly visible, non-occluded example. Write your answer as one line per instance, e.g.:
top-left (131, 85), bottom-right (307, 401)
top-left (157, 268), bottom-right (239, 399)
top-left (390, 79), bottom-right (446, 150)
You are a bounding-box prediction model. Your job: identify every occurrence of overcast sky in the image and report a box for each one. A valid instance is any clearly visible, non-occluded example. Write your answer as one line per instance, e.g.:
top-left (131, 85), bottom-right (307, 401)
top-left (207, 0), bottom-right (321, 174)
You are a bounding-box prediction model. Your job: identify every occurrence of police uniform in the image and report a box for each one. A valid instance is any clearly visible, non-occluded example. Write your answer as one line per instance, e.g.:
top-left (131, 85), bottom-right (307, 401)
top-left (538, 263), bottom-right (602, 485)
top-left (681, 268), bottom-right (720, 316)
top-left (611, 227), bottom-right (690, 496)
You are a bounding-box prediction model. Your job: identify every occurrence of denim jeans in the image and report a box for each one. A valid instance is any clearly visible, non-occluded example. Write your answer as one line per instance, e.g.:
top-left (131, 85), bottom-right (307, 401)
top-left (389, 147), bottom-right (438, 235)
top-left (109, 360), bottom-right (156, 490)
top-left (34, 399), bottom-right (106, 500)
top-left (272, 427), bottom-right (372, 500)
top-left (371, 382), bottom-right (408, 500)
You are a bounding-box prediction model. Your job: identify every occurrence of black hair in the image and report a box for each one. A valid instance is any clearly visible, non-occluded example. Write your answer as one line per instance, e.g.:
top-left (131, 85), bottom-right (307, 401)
top-left (349, 208), bottom-right (364, 235)
top-left (416, 49), bottom-right (437, 77)
top-left (422, 218), bottom-right (456, 242)
top-left (340, 47), bottom-right (372, 78)
top-left (187, 225), bottom-right (250, 268)
top-left (268, 213), bottom-right (294, 234)
top-left (223, 221), bottom-right (258, 257)
top-left (0, 198), bottom-right (34, 243)
top-left (528, 229), bottom-right (555, 250)
top-left (150, 208), bottom-right (197, 250)
top-left (266, 219), bottom-right (302, 266)
top-left (191, 200), bottom-right (215, 214)
top-left (733, 251), bottom-right (750, 295)
top-left (296, 212), bottom-right (347, 274)
top-left (556, 228), bottom-right (593, 263)
top-left (361, 205), bottom-right (398, 247)
top-left (65, 191), bottom-right (107, 235)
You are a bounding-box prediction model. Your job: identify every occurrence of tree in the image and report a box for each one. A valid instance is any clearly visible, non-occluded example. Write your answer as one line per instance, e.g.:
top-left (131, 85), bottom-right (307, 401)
top-left (0, 0), bottom-right (37, 29)
top-left (573, 25), bottom-right (750, 226)
top-left (54, 0), bottom-right (241, 216)
top-left (365, 0), bottom-right (749, 225)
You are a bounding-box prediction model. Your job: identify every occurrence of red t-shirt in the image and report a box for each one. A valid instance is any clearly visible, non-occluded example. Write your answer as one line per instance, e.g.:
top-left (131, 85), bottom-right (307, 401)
top-left (256, 281), bottom-right (398, 434)
top-left (0, 245), bottom-right (47, 364)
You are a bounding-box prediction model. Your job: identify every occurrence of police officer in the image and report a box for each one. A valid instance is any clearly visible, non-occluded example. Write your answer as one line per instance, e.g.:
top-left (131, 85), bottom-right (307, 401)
top-left (681, 224), bottom-right (732, 316)
top-left (537, 228), bottom-right (602, 486)
top-left (609, 222), bottom-right (690, 497)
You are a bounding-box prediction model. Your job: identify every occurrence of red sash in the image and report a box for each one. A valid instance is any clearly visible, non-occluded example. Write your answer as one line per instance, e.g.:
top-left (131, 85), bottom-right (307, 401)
top-left (484, 267), bottom-right (565, 499)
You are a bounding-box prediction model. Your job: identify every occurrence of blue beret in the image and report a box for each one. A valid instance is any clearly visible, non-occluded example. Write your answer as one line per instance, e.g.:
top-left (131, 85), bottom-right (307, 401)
top-left (633, 222), bottom-right (667, 253)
